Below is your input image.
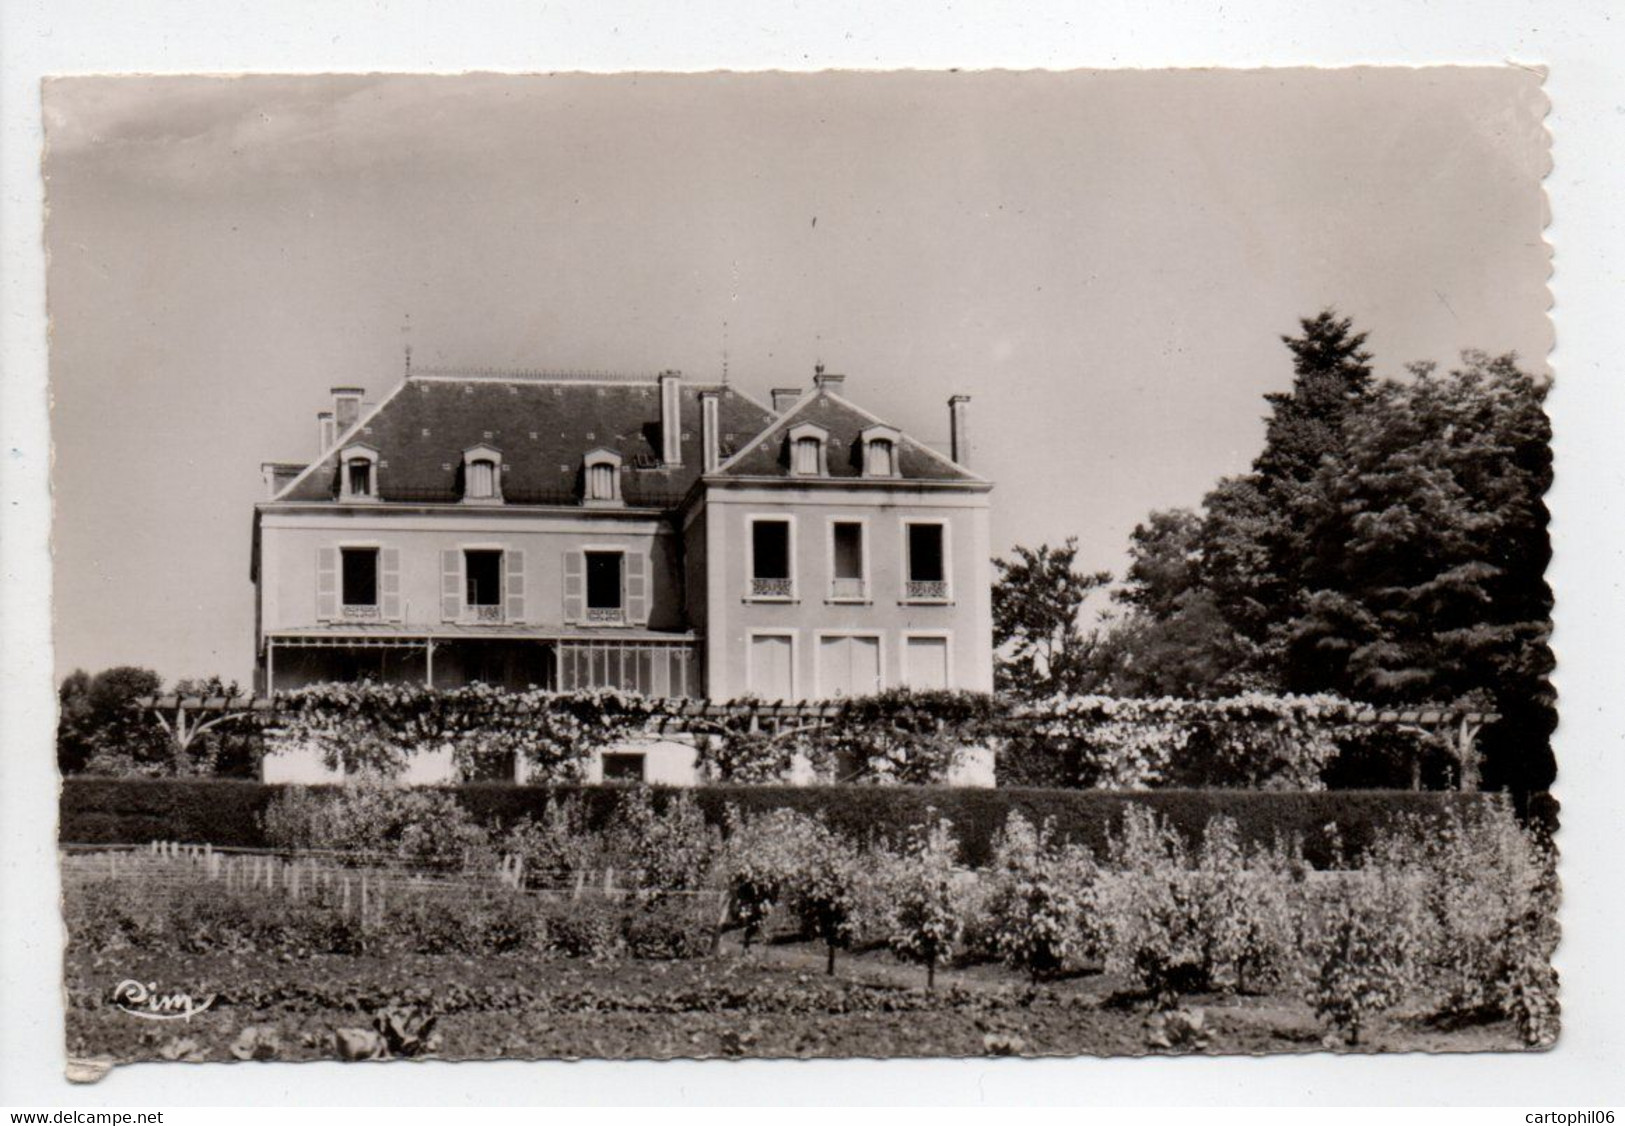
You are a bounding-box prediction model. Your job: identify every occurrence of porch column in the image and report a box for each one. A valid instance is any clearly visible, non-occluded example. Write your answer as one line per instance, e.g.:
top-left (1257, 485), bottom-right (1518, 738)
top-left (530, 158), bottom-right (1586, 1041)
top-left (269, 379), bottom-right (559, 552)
top-left (425, 639), bottom-right (436, 688)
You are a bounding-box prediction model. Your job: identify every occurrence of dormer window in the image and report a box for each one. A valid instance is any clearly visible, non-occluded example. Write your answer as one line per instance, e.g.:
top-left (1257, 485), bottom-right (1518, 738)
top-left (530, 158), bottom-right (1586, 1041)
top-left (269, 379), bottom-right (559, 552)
top-left (338, 444), bottom-right (380, 502)
top-left (582, 448), bottom-right (624, 506)
top-left (787, 422), bottom-right (829, 477)
top-left (860, 425), bottom-right (901, 478)
top-left (461, 444), bottom-right (504, 504)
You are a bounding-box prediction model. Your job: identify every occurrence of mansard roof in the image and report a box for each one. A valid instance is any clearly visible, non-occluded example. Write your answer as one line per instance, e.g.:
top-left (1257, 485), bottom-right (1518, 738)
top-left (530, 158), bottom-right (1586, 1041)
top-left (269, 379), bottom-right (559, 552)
top-left (712, 384), bottom-right (980, 482)
top-left (275, 374), bottom-right (777, 507)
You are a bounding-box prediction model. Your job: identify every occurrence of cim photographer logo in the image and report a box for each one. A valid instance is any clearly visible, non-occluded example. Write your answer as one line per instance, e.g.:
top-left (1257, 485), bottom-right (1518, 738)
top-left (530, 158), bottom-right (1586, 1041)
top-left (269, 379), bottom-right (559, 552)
top-left (111, 978), bottom-right (216, 1021)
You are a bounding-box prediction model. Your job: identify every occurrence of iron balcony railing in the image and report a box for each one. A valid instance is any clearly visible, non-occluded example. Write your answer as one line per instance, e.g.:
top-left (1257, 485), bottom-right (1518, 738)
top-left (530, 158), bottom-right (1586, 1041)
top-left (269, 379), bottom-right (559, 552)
top-left (749, 577), bottom-right (795, 599)
top-left (904, 580), bottom-right (950, 601)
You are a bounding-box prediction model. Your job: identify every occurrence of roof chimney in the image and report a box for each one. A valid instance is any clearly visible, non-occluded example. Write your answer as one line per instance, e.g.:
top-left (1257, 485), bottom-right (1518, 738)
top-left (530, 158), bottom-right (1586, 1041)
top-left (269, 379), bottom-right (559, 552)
top-left (261, 461), bottom-right (301, 499)
top-left (659, 370), bottom-right (684, 467)
top-left (317, 411), bottom-right (336, 453)
top-left (812, 363), bottom-right (845, 393)
top-left (771, 387), bottom-right (801, 413)
top-left (948, 395), bottom-right (971, 467)
top-left (331, 386), bottom-right (365, 435)
top-left (700, 389), bottom-right (722, 473)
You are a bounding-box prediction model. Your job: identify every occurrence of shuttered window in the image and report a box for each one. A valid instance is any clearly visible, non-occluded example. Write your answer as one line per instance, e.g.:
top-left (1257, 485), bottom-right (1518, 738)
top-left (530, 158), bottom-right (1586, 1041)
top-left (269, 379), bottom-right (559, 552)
top-left (466, 459), bottom-right (496, 499)
top-left (346, 459), bottom-right (373, 497)
top-left (865, 438), bottom-right (894, 476)
top-left (793, 436), bottom-right (822, 475)
top-left (588, 462), bottom-right (617, 500)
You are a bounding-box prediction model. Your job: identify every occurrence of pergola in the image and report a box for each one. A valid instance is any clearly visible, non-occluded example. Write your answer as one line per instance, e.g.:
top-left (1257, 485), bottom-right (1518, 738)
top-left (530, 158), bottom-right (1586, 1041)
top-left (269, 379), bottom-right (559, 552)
top-left (139, 695), bottom-right (1499, 791)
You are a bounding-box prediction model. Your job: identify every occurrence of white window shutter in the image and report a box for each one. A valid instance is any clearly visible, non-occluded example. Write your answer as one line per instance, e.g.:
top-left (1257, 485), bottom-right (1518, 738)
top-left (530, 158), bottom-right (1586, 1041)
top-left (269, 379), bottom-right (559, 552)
top-left (380, 547), bottom-right (402, 621)
top-left (441, 549), bottom-right (462, 621)
top-left (562, 550), bottom-right (585, 623)
top-left (625, 552), bottom-right (649, 625)
top-left (316, 547), bottom-right (337, 621)
top-left (504, 549), bottom-right (526, 623)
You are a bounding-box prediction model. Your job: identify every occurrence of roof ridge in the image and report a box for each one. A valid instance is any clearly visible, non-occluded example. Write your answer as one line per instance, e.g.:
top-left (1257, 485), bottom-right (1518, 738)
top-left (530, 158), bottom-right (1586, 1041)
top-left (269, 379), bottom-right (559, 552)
top-left (409, 367), bottom-right (661, 384)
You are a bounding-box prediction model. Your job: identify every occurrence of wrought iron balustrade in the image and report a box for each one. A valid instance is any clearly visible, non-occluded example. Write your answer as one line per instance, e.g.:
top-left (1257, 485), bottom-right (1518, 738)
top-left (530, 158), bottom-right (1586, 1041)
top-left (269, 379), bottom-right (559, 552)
top-left (750, 577), bottom-right (794, 599)
top-left (904, 580), bottom-right (950, 601)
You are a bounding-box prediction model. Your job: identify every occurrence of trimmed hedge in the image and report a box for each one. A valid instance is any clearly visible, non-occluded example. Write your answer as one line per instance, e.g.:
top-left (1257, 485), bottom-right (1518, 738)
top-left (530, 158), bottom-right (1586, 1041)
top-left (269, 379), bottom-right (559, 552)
top-left (60, 778), bottom-right (1553, 868)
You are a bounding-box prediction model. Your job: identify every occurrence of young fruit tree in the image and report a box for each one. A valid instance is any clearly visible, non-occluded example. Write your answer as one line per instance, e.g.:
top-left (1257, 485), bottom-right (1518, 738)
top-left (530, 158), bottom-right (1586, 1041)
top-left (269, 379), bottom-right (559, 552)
top-left (783, 820), bottom-right (865, 976)
top-left (985, 811), bottom-right (1095, 983)
top-left (884, 818), bottom-right (968, 989)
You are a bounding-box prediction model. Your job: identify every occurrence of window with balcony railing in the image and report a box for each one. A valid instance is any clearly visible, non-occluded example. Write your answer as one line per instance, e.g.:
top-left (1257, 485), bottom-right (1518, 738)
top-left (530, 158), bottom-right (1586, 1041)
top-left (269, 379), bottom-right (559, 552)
top-left (749, 518), bottom-right (794, 600)
top-left (464, 549), bottom-right (504, 623)
top-left (904, 522), bottom-right (949, 602)
top-left (830, 520), bottom-right (867, 601)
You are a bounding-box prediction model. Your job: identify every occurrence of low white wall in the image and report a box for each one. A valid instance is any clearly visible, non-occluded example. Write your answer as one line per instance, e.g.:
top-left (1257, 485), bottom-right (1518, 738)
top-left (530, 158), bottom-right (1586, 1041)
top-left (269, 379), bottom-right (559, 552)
top-left (261, 732), bottom-right (993, 787)
top-left (260, 741), bottom-right (342, 784)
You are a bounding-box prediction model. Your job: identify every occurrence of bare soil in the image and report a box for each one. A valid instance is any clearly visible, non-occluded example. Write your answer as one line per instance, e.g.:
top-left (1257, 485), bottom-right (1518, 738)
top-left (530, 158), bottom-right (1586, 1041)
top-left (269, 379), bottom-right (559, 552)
top-left (65, 941), bottom-right (1525, 1067)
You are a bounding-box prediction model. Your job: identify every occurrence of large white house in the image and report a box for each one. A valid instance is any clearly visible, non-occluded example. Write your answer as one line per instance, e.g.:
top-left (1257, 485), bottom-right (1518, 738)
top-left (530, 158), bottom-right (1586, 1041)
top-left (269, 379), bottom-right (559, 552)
top-left (252, 363), bottom-right (994, 782)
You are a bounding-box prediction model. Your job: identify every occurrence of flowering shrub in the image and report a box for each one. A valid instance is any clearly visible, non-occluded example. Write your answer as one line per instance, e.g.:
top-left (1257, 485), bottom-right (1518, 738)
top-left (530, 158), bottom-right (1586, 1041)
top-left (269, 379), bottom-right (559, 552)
top-left (254, 682), bottom-right (1403, 791)
top-left (717, 806), bottom-right (826, 947)
top-left (261, 783), bottom-right (492, 870)
top-left (1021, 692), bottom-right (1364, 790)
top-left (818, 688), bottom-right (1002, 784)
top-left (691, 728), bottom-right (799, 783)
top-left (275, 683), bottom-right (671, 781)
top-left (1367, 799), bottom-right (1560, 1045)
top-left (601, 789), bottom-right (720, 892)
top-left (883, 817), bottom-right (971, 988)
top-left (499, 795), bottom-right (599, 887)
top-left (982, 811), bottom-right (1096, 981)
top-left (1095, 808), bottom-right (1304, 1005)
top-left (1305, 878), bottom-right (1414, 1046)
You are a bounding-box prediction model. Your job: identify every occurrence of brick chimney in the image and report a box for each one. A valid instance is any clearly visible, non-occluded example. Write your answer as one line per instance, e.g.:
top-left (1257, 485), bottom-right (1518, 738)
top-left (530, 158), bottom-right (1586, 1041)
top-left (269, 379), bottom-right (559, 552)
top-left (659, 370), bottom-right (684, 467)
top-left (700, 389), bottom-right (722, 472)
top-left (771, 387), bottom-right (801, 413)
top-left (317, 410), bottom-right (335, 453)
top-left (948, 395), bottom-right (971, 466)
top-left (331, 386), bottom-right (365, 435)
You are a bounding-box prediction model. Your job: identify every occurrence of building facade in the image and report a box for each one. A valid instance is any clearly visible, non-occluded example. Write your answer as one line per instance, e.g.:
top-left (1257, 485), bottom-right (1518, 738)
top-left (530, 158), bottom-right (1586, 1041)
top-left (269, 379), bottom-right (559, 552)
top-left (252, 364), bottom-right (994, 782)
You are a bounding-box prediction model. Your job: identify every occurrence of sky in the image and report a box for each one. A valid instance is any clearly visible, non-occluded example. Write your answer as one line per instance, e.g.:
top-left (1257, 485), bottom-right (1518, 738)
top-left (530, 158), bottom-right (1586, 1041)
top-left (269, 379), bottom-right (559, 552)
top-left (44, 69), bottom-right (1551, 687)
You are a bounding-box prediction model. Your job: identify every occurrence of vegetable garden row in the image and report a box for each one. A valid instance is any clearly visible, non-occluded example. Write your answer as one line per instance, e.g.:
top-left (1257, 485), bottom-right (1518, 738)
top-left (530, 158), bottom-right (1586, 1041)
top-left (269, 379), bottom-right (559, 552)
top-left (64, 785), bottom-right (1558, 1057)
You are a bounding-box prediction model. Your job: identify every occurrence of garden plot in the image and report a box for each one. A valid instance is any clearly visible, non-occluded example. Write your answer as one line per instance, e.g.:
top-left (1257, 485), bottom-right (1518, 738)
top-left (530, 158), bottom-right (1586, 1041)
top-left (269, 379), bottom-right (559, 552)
top-left (59, 785), bottom-right (1558, 1065)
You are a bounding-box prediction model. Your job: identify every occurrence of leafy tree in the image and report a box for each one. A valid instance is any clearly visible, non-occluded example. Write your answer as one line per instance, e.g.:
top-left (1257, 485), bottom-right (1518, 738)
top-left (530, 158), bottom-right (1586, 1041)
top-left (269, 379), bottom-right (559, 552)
top-left (1095, 310), bottom-right (1551, 792)
top-left (57, 666), bottom-right (169, 775)
top-left (1283, 351), bottom-right (1553, 789)
top-left (991, 538), bottom-right (1112, 699)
